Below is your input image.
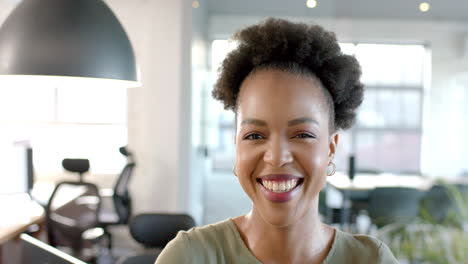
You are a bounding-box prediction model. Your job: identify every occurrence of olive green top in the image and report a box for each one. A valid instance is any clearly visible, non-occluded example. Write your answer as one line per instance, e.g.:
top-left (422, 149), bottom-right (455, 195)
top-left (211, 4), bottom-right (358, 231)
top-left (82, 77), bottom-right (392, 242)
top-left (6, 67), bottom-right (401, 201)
top-left (155, 219), bottom-right (399, 264)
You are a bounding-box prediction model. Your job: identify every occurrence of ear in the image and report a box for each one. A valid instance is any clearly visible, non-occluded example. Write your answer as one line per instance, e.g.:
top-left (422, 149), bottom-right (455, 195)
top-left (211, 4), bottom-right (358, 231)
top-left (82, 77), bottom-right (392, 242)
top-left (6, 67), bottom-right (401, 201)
top-left (328, 132), bottom-right (339, 163)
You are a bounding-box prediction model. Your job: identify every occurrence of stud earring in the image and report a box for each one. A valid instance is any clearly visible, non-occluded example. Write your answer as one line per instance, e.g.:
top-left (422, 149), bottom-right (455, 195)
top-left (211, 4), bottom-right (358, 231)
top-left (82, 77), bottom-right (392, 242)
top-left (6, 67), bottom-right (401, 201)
top-left (327, 161), bottom-right (336, 176)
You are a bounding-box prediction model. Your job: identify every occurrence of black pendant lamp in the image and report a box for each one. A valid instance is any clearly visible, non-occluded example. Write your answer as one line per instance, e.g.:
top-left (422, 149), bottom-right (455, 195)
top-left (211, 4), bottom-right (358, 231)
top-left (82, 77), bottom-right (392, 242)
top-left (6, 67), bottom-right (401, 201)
top-left (0, 0), bottom-right (140, 89)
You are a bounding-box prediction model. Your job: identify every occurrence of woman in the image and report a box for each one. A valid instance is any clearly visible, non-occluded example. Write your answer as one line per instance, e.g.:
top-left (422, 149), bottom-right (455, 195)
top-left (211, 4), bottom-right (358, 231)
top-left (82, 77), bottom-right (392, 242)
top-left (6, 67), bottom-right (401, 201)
top-left (156, 18), bottom-right (399, 264)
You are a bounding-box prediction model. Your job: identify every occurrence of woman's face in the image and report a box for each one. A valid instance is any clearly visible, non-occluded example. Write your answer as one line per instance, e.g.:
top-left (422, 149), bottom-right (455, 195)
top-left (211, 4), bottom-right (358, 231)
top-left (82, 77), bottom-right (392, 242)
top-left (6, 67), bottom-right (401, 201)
top-left (235, 69), bottom-right (338, 227)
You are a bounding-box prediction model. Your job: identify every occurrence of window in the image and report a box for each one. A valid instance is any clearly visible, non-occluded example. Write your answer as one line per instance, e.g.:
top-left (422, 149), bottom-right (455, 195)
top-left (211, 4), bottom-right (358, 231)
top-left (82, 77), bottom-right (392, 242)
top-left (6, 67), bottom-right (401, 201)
top-left (0, 86), bottom-right (128, 176)
top-left (207, 40), bottom-right (237, 170)
top-left (207, 40), bottom-right (428, 174)
top-left (339, 43), bottom-right (427, 174)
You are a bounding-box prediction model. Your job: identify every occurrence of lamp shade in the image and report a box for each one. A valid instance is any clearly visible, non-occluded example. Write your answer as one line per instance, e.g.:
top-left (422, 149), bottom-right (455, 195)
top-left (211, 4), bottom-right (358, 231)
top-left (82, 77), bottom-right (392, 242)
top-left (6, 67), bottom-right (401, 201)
top-left (0, 0), bottom-right (140, 88)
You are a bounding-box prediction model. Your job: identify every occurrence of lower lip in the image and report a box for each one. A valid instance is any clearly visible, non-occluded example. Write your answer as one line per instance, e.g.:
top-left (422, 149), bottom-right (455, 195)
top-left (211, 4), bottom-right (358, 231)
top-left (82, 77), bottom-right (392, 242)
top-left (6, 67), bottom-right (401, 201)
top-left (258, 181), bottom-right (302, 203)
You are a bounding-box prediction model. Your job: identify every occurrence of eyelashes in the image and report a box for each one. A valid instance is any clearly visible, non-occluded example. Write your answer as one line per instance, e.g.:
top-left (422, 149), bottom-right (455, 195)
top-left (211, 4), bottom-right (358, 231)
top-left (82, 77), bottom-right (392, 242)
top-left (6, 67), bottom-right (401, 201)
top-left (243, 132), bottom-right (316, 140)
top-left (244, 133), bottom-right (264, 140)
top-left (294, 132), bottom-right (316, 139)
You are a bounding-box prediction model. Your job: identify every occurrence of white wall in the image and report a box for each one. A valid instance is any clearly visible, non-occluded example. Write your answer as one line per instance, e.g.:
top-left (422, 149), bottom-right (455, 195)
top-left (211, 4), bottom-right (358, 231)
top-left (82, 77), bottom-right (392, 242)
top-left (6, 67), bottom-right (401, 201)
top-left (208, 15), bottom-right (468, 178)
top-left (107, 0), bottom-right (200, 220)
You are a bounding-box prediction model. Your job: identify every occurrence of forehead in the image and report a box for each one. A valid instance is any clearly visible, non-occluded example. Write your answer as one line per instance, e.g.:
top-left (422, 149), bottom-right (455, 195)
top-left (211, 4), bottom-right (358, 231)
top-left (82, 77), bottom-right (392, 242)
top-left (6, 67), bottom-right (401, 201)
top-left (237, 69), bottom-right (329, 123)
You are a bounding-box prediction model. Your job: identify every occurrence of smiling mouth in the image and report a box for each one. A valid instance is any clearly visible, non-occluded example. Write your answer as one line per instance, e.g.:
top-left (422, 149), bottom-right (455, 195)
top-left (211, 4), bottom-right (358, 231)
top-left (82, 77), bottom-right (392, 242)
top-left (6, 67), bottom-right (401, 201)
top-left (257, 178), bottom-right (304, 193)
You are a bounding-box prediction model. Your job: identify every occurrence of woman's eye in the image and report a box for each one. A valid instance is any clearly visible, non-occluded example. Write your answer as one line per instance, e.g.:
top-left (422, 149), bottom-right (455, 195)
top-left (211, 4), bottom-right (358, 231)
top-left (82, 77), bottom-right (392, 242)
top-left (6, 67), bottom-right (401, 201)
top-left (245, 133), bottom-right (264, 140)
top-left (294, 133), bottom-right (315, 139)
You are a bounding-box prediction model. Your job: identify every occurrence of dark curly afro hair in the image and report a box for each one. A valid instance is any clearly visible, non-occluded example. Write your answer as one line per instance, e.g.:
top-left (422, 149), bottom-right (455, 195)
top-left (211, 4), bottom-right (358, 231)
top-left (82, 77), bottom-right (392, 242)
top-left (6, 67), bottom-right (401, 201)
top-left (212, 18), bottom-right (364, 131)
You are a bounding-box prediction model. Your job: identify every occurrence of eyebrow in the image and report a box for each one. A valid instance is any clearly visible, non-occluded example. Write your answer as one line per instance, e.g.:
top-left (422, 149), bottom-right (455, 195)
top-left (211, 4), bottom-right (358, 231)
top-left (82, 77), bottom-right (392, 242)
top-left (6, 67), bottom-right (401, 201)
top-left (240, 117), bottom-right (319, 127)
top-left (240, 118), bottom-right (267, 126)
top-left (287, 117), bottom-right (319, 126)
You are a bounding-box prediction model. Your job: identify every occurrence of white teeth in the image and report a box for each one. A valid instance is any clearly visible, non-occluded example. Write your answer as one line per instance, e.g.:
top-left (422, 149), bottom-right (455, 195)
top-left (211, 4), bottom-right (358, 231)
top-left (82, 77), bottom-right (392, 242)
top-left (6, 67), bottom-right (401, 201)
top-left (261, 179), bottom-right (300, 193)
top-left (273, 182), bottom-right (279, 192)
top-left (279, 182), bottom-right (286, 191)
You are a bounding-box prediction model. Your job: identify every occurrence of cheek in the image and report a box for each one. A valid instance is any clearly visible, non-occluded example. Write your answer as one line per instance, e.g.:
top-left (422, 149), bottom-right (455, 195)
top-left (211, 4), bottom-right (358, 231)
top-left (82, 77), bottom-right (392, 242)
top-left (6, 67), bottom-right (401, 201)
top-left (234, 144), bottom-right (260, 200)
top-left (297, 144), bottom-right (329, 176)
top-left (235, 143), bottom-right (262, 177)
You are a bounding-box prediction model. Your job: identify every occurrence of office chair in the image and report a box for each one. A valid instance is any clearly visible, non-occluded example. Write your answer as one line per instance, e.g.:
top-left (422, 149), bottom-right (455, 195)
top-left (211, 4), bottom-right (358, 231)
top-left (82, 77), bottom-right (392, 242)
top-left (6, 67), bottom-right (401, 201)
top-left (99, 146), bottom-right (136, 249)
top-left (46, 158), bottom-right (101, 260)
top-left (122, 213), bottom-right (196, 264)
top-left (420, 183), bottom-right (468, 224)
top-left (368, 187), bottom-right (423, 228)
top-left (419, 185), bottom-right (453, 223)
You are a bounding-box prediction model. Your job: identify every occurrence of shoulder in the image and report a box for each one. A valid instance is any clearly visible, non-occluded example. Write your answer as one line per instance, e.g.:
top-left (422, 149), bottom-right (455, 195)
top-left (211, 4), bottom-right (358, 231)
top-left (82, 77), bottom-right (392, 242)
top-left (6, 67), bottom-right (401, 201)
top-left (154, 229), bottom-right (191, 264)
top-left (183, 218), bottom-right (237, 248)
top-left (325, 229), bottom-right (399, 264)
top-left (155, 219), bottom-right (239, 264)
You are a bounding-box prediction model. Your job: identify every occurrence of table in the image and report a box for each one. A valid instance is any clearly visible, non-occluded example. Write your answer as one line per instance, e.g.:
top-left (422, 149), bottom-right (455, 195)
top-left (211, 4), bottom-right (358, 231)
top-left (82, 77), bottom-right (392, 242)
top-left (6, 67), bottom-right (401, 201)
top-left (327, 172), bottom-right (434, 191)
top-left (0, 193), bottom-right (45, 264)
top-left (0, 193), bottom-right (45, 245)
top-left (326, 173), bottom-right (468, 229)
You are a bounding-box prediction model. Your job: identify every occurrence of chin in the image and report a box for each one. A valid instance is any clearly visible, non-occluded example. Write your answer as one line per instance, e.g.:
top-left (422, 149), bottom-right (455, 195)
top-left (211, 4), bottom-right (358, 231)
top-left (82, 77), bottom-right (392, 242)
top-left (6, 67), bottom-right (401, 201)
top-left (257, 201), bottom-right (312, 229)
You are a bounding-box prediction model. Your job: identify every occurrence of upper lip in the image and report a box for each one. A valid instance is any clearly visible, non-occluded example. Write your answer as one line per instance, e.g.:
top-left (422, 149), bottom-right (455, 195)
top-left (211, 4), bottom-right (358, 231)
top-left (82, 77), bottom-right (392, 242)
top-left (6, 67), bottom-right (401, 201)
top-left (257, 174), bottom-right (303, 181)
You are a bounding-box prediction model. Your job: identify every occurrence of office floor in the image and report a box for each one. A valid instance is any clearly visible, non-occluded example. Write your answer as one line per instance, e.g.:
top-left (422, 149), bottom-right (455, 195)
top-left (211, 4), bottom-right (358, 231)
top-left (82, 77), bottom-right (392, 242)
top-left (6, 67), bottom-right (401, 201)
top-left (107, 225), bottom-right (143, 259)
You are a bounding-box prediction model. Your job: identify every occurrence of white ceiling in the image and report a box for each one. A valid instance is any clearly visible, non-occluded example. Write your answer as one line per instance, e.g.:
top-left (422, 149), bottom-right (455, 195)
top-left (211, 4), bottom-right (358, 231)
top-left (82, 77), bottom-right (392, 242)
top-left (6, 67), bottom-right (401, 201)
top-left (205, 0), bottom-right (468, 22)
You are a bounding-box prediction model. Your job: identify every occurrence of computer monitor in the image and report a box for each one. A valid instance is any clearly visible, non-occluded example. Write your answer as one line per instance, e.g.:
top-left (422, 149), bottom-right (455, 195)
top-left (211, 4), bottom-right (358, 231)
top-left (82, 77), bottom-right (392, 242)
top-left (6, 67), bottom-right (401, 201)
top-left (20, 234), bottom-right (87, 264)
top-left (0, 142), bottom-right (32, 195)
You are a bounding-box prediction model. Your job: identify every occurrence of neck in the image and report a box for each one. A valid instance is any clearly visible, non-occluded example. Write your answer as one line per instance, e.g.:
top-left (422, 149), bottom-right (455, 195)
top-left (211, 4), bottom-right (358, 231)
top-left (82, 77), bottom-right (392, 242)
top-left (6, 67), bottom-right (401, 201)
top-left (235, 203), bottom-right (333, 264)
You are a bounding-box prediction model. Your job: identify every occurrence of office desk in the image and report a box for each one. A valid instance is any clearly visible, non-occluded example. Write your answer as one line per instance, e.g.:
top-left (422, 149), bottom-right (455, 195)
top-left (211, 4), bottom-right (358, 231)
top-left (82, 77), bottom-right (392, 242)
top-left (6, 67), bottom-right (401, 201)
top-left (327, 172), bottom-right (433, 191)
top-left (0, 193), bottom-right (45, 264)
top-left (326, 173), bottom-right (468, 227)
top-left (327, 172), bottom-right (468, 192)
top-left (0, 193), bottom-right (45, 245)
top-left (0, 183), bottom-right (92, 245)
top-left (326, 173), bottom-right (433, 228)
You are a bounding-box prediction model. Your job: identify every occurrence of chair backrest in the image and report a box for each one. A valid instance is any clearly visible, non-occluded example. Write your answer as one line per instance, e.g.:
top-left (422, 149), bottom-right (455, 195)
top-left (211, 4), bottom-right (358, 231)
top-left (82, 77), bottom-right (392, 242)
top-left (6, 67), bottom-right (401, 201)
top-left (129, 214), bottom-right (195, 248)
top-left (62, 159), bottom-right (90, 182)
top-left (421, 184), bottom-right (468, 223)
top-left (455, 184), bottom-right (468, 195)
top-left (112, 162), bottom-right (135, 224)
top-left (420, 185), bottom-right (452, 223)
top-left (45, 181), bottom-right (101, 256)
top-left (368, 187), bottom-right (423, 227)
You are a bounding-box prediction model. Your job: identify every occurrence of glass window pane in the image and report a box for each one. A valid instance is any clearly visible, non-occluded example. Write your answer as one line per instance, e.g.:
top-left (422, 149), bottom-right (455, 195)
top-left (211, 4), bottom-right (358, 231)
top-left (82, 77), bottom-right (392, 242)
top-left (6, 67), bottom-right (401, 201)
top-left (356, 44), bottom-right (425, 86)
top-left (33, 124), bottom-right (127, 174)
top-left (356, 132), bottom-right (421, 173)
top-left (209, 40), bottom-right (238, 170)
top-left (57, 87), bottom-right (127, 124)
top-left (401, 92), bottom-right (421, 128)
top-left (358, 90), bottom-right (382, 127)
top-left (333, 130), bottom-right (353, 172)
top-left (212, 125), bottom-right (235, 170)
top-left (339, 43), bottom-right (356, 55)
top-left (211, 40), bottom-right (238, 79)
top-left (358, 90), bottom-right (421, 128)
top-left (0, 87), bottom-right (55, 122)
top-left (377, 90), bottom-right (401, 127)
top-left (0, 124), bottom-right (127, 174)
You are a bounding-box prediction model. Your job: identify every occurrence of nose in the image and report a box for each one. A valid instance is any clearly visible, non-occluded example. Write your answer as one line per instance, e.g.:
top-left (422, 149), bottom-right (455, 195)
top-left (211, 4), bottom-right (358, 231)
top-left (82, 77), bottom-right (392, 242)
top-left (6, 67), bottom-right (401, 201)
top-left (263, 137), bottom-right (293, 168)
